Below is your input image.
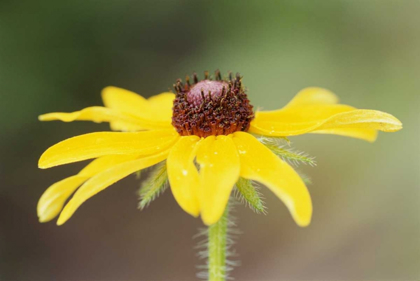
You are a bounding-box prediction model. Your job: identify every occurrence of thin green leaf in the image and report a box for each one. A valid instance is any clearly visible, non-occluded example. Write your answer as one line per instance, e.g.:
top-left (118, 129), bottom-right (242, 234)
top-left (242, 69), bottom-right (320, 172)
top-left (269, 145), bottom-right (316, 166)
top-left (258, 137), bottom-right (316, 166)
top-left (235, 178), bottom-right (266, 214)
top-left (138, 161), bottom-right (168, 209)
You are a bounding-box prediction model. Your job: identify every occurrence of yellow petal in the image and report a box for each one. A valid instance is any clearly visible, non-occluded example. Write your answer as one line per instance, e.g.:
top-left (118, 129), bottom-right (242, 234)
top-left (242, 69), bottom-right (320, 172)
top-left (251, 87), bottom-right (402, 141)
top-left (320, 109), bottom-right (402, 131)
top-left (196, 135), bottom-right (240, 225)
top-left (102, 87), bottom-right (173, 128)
top-left (40, 87), bottom-right (173, 131)
top-left (254, 104), bottom-right (355, 124)
top-left (167, 136), bottom-right (201, 217)
top-left (232, 132), bottom-right (312, 227)
top-left (108, 120), bottom-right (145, 132)
top-left (38, 154), bottom-right (139, 222)
top-left (251, 105), bottom-right (402, 140)
top-left (148, 92), bottom-right (175, 122)
top-left (39, 106), bottom-right (122, 123)
top-left (39, 106), bottom-right (169, 131)
top-left (78, 154), bottom-right (141, 177)
top-left (37, 176), bottom-right (88, 223)
top-left (310, 128), bottom-right (378, 143)
top-left (284, 87), bottom-right (339, 107)
top-left (39, 129), bottom-right (178, 169)
top-left (57, 150), bottom-right (170, 225)
top-left (102, 86), bottom-right (149, 117)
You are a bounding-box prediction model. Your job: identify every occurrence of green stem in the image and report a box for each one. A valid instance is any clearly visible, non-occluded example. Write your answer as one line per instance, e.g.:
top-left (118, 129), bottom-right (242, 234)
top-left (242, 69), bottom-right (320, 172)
top-left (208, 205), bottom-right (229, 281)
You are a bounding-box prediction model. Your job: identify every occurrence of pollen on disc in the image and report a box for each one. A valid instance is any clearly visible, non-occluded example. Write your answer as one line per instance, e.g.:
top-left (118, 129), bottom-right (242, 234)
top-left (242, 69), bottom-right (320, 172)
top-left (187, 80), bottom-right (229, 107)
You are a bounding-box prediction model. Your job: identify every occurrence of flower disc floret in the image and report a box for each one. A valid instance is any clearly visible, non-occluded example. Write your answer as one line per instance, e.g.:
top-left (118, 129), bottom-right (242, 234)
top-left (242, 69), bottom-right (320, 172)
top-left (171, 71), bottom-right (255, 138)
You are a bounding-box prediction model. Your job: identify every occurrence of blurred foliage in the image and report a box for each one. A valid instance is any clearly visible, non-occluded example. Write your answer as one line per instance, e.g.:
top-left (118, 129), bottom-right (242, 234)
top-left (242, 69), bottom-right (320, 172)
top-left (1, 1), bottom-right (419, 280)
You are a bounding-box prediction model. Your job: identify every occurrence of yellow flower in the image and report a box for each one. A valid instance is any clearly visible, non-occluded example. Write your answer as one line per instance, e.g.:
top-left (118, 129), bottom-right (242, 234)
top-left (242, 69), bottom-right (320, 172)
top-left (37, 72), bottom-right (402, 227)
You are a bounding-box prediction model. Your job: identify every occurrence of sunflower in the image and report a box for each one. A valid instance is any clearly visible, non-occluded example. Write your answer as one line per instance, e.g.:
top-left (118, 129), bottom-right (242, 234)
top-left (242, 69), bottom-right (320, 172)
top-left (37, 71), bottom-right (402, 227)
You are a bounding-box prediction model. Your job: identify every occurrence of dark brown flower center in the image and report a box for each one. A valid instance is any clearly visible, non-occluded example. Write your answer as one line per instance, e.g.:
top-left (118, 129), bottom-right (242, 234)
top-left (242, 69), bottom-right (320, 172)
top-left (171, 70), bottom-right (254, 138)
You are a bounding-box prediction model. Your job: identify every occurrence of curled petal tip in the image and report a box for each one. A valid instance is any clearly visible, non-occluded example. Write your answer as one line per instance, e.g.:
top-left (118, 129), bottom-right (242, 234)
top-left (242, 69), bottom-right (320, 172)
top-left (38, 210), bottom-right (56, 223)
top-left (38, 113), bottom-right (66, 122)
top-left (391, 120), bottom-right (403, 132)
top-left (56, 217), bottom-right (66, 226)
top-left (101, 86), bottom-right (116, 97)
top-left (190, 212), bottom-right (200, 219)
top-left (38, 155), bottom-right (49, 169)
top-left (292, 202), bottom-right (312, 227)
top-left (381, 117), bottom-right (403, 132)
top-left (295, 201), bottom-right (313, 227)
top-left (187, 205), bottom-right (200, 218)
top-left (38, 216), bottom-right (49, 223)
top-left (296, 216), bottom-right (311, 228)
top-left (202, 216), bottom-right (218, 226)
top-left (201, 208), bottom-right (226, 226)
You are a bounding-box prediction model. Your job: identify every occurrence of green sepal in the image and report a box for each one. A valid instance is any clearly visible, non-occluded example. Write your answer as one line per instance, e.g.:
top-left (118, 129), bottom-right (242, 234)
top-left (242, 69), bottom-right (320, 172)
top-left (235, 177), bottom-right (266, 214)
top-left (138, 161), bottom-right (168, 209)
top-left (258, 136), bottom-right (316, 166)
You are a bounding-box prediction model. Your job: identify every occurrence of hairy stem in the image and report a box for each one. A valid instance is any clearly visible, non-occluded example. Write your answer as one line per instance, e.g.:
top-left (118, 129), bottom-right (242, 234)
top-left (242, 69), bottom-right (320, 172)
top-left (208, 205), bottom-right (229, 281)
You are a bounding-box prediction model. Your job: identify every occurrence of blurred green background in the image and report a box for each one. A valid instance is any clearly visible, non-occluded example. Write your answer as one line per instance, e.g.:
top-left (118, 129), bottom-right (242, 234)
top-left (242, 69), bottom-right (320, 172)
top-left (1, 1), bottom-right (419, 280)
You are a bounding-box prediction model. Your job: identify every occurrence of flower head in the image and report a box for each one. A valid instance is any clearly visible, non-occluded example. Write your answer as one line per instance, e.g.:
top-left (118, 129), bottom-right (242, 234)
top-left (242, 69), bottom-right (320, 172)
top-left (172, 71), bottom-right (254, 137)
top-left (37, 71), bottom-right (402, 226)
